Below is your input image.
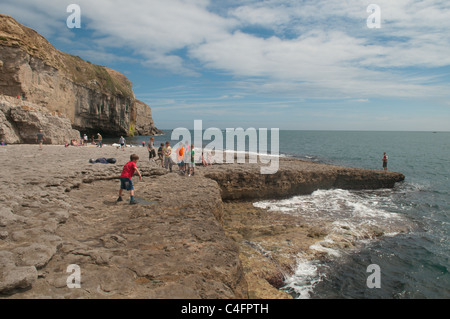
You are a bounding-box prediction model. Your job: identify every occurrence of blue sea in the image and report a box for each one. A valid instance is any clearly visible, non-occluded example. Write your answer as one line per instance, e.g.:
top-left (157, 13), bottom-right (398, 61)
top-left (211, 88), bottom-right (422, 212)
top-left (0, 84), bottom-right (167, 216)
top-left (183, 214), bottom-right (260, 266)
top-left (261, 131), bottom-right (450, 299)
top-left (107, 130), bottom-right (449, 299)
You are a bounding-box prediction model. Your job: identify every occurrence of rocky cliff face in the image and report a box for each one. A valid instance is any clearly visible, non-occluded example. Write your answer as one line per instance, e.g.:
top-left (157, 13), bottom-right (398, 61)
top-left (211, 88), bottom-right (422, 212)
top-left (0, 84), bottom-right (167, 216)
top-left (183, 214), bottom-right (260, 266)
top-left (0, 14), bottom-right (161, 141)
top-left (0, 95), bottom-right (80, 144)
top-left (134, 99), bottom-right (161, 136)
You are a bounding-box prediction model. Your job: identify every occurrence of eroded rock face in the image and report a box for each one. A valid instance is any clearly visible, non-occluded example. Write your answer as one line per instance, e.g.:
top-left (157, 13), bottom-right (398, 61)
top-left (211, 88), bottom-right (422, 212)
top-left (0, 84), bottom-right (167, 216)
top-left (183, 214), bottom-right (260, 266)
top-left (134, 99), bottom-right (161, 136)
top-left (0, 14), bottom-right (161, 139)
top-left (0, 95), bottom-right (80, 144)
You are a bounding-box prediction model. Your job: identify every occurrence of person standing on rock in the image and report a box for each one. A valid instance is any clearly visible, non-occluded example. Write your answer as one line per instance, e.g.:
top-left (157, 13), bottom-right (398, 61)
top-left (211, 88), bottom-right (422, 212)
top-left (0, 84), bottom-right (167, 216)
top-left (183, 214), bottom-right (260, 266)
top-left (183, 141), bottom-right (190, 173)
top-left (158, 143), bottom-right (164, 167)
top-left (147, 137), bottom-right (157, 161)
top-left (163, 141), bottom-right (174, 172)
top-left (119, 136), bottom-right (126, 151)
top-left (176, 142), bottom-right (185, 175)
top-left (36, 129), bottom-right (44, 150)
top-left (382, 152), bottom-right (388, 171)
top-left (97, 133), bottom-right (103, 148)
top-left (117, 154), bottom-right (142, 205)
top-left (188, 144), bottom-right (195, 176)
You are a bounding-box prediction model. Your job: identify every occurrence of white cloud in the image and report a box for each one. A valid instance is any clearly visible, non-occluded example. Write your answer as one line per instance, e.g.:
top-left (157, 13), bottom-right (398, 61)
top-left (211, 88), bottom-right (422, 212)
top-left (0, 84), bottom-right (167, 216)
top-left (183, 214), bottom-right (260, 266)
top-left (2, 0), bottom-right (238, 74)
top-left (2, 0), bottom-right (450, 102)
top-left (189, 29), bottom-right (448, 99)
top-left (1, 0), bottom-right (74, 39)
top-left (229, 4), bottom-right (291, 29)
top-left (77, 0), bottom-right (237, 74)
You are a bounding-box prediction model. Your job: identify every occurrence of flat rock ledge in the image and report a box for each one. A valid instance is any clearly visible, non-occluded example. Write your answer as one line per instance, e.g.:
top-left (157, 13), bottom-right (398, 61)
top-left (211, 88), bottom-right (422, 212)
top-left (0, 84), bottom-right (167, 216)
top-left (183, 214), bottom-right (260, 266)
top-left (203, 157), bottom-right (405, 200)
top-left (0, 145), bottom-right (404, 298)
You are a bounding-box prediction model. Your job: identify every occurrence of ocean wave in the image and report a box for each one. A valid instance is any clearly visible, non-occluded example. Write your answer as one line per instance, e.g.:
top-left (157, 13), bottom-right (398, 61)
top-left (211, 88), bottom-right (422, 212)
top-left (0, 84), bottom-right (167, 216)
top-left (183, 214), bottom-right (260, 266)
top-left (281, 255), bottom-right (327, 299)
top-left (254, 188), bottom-right (414, 299)
top-left (254, 189), bottom-right (405, 227)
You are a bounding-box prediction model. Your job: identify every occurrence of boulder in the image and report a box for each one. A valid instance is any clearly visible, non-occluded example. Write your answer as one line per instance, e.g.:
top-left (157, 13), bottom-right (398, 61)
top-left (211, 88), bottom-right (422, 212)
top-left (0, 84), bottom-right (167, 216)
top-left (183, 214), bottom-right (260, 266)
top-left (0, 251), bottom-right (38, 294)
top-left (0, 95), bottom-right (80, 144)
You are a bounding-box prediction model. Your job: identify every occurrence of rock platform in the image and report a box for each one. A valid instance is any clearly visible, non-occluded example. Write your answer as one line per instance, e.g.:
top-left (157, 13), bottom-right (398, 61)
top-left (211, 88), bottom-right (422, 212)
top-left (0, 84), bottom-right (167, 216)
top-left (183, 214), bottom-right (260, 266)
top-left (0, 144), bottom-right (404, 298)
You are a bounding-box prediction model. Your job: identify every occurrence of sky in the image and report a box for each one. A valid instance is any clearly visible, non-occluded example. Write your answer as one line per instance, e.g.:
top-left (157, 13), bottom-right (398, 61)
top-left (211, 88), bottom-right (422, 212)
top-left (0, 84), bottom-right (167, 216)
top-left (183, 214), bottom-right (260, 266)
top-left (2, 0), bottom-right (450, 131)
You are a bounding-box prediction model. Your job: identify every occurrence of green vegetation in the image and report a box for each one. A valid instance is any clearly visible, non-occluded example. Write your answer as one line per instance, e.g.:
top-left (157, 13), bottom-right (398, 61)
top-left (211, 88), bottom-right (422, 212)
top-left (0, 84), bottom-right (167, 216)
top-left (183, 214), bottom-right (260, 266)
top-left (63, 53), bottom-right (134, 99)
top-left (129, 123), bottom-right (135, 137)
top-left (92, 64), bottom-right (132, 98)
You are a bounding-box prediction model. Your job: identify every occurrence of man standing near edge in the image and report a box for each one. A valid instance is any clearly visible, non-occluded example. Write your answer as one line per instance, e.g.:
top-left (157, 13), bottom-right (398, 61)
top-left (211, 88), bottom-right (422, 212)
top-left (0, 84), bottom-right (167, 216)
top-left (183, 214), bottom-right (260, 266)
top-left (382, 152), bottom-right (388, 171)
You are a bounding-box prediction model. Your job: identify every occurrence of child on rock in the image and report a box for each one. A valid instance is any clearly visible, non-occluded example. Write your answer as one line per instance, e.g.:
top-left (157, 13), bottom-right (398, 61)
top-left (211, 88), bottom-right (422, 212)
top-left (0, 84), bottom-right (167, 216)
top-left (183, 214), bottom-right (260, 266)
top-left (117, 154), bottom-right (142, 205)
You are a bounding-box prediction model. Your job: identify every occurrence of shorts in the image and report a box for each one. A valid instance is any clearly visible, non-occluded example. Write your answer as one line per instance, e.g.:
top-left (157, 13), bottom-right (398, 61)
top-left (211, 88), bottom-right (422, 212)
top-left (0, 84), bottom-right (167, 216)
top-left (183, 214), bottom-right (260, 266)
top-left (189, 162), bottom-right (195, 168)
top-left (383, 162), bottom-right (387, 168)
top-left (178, 161), bottom-right (185, 167)
top-left (120, 177), bottom-right (134, 191)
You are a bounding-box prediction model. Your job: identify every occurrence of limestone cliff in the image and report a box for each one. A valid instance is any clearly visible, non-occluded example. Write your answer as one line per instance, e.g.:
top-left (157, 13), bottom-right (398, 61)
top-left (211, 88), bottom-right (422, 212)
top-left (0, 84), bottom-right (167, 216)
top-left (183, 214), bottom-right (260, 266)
top-left (134, 99), bottom-right (161, 136)
top-left (0, 95), bottom-right (80, 144)
top-left (0, 14), bottom-right (161, 140)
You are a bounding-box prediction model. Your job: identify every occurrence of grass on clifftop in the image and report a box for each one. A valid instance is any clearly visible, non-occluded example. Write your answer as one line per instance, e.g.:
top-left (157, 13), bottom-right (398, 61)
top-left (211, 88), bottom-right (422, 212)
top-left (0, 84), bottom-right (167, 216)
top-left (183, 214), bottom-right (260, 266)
top-left (64, 54), bottom-right (134, 99)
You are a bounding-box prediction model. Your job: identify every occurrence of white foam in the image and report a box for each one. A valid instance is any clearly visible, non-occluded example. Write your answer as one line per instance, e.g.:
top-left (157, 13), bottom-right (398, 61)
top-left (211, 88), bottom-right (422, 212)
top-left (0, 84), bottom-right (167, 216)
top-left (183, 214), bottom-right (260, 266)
top-left (223, 149), bottom-right (285, 159)
top-left (254, 189), bottom-right (404, 229)
top-left (254, 188), bottom-right (411, 298)
top-left (309, 238), bottom-right (342, 258)
top-left (282, 255), bottom-right (326, 299)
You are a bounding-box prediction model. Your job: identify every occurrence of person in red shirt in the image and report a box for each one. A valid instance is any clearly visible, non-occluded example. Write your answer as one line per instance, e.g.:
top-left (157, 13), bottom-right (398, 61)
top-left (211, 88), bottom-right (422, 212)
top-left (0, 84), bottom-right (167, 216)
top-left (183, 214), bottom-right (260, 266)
top-left (382, 152), bottom-right (388, 171)
top-left (117, 154), bottom-right (142, 205)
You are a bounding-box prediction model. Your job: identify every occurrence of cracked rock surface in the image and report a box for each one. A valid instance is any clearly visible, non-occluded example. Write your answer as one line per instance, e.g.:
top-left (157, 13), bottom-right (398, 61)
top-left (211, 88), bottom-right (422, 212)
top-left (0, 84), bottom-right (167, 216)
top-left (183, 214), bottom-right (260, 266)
top-left (0, 144), bottom-right (404, 298)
